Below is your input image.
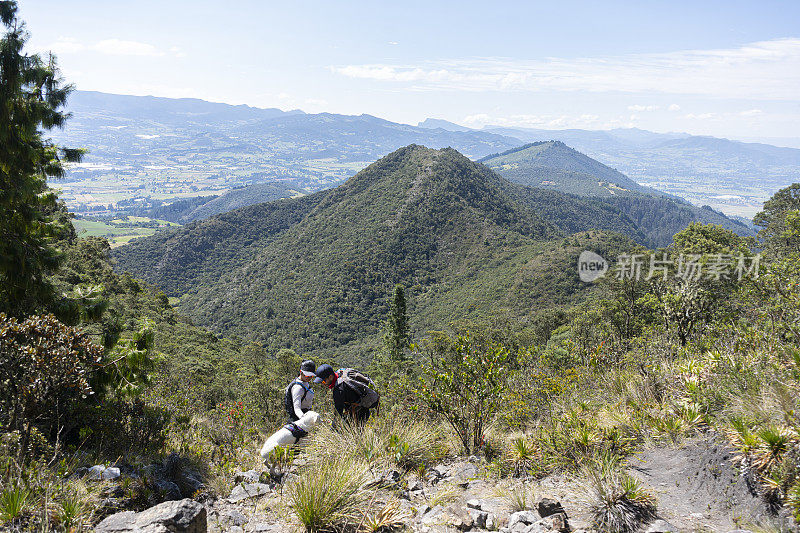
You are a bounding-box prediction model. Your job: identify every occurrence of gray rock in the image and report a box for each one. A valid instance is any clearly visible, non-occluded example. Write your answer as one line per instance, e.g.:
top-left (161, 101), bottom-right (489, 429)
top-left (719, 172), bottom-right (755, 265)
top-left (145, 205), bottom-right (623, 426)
top-left (154, 479), bottom-right (182, 501)
top-left (234, 469), bottom-right (261, 484)
top-left (453, 513), bottom-right (473, 531)
top-left (535, 498), bottom-right (564, 519)
top-left (228, 483), bottom-right (271, 503)
top-left (102, 467), bottom-right (121, 480)
top-left (88, 464), bottom-right (107, 480)
top-left (510, 522), bottom-right (528, 533)
top-left (646, 520), bottom-right (679, 533)
top-left (449, 462), bottom-right (479, 482)
top-left (466, 499), bottom-right (483, 510)
top-left (521, 524), bottom-right (549, 533)
top-left (507, 510), bottom-right (539, 529)
top-left (421, 505), bottom-right (444, 525)
top-left (95, 511), bottom-right (137, 532)
top-left (409, 479), bottom-right (424, 492)
top-left (230, 527), bottom-right (244, 533)
top-left (96, 498), bottom-right (206, 532)
top-left (246, 523), bottom-right (282, 532)
top-left (383, 469), bottom-right (402, 484)
top-left (486, 512), bottom-right (498, 531)
top-left (220, 508), bottom-right (248, 527)
top-left (467, 508), bottom-right (488, 529)
top-left (530, 512), bottom-right (568, 532)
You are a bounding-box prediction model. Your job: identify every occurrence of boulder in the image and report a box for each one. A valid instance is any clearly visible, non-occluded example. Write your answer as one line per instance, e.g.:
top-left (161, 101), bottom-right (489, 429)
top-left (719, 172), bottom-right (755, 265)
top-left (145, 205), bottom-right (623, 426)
top-left (103, 467), bottom-right (122, 480)
top-left (535, 498), bottom-right (564, 519)
top-left (234, 469), bottom-right (261, 484)
top-left (95, 498), bottom-right (206, 532)
top-left (485, 512), bottom-right (498, 531)
top-left (87, 464), bottom-right (107, 480)
top-left (508, 510), bottom-right (539, 529)
top-left (154, 479), bottom-right (182, 501)
top-left (219, 508), bottom-right (248, 528)
top-left (466, 499), bottom-right (483, 510)
top-left (467, 508), bottom-right (488, 529)
top-left (228, 483), bottom-right (271, 503)
top-left (531, 512), bottom-right (568, 532)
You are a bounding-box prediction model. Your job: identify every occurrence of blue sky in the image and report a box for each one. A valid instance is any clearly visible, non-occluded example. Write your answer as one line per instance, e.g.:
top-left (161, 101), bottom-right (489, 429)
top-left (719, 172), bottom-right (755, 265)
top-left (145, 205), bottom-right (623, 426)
top-left (18, 0), bottom-right (800, 143)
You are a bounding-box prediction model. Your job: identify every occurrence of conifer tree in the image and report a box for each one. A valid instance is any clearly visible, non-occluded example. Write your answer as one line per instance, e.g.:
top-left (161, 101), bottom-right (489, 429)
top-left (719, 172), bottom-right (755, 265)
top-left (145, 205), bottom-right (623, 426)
top-left (383, 283), bottom-right (409, 363)
top-left (0, 0), bottom-right (83, 316)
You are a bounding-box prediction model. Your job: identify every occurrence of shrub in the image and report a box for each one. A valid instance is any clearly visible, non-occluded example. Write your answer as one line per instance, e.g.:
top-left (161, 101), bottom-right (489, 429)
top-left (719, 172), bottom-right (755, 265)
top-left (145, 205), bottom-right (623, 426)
top-left (415, 332), bottom-right (513, 454)
top-left (0, 314), bottom-right (103, 457)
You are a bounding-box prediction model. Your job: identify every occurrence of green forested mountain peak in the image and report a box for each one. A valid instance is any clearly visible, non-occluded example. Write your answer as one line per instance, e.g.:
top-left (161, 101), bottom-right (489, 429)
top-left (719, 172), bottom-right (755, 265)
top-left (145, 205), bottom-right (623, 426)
top-left (113, 145), bottom-right (633, 358)
top-left (480, 140), bottom-right (650, 196)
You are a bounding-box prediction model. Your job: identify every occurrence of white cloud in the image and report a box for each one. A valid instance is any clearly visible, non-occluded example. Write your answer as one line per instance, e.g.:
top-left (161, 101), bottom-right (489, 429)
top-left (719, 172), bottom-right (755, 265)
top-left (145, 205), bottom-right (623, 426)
top-left (627, 104), bottom-right (659, 112)
top-left (463, 113), bottom-right (604, 129)
top-left (331, 38), bottom-right (800, 100)
top-left (668, 104), bottom-right (681, 111)
top-left (739, 108), bottom-right (763, 116)
top-left (44, 37), bottom-right (178, 58)
top-left (685, 113), bottom-right (717, 120)
top-left (93, 39), bottom-right (163, 56)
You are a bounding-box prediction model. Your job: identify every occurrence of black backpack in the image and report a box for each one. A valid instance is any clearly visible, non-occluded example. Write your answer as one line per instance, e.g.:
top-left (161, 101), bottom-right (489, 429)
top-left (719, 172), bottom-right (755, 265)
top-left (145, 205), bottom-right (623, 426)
top-left (284, 381), bottom-right (310, 422)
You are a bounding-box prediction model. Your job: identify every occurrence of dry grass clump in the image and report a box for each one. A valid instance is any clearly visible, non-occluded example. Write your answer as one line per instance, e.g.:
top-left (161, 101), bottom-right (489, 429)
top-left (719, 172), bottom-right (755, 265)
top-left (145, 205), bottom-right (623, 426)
top-left (287, 455), bottom-right (371, 532)
top-left (302, 415), bottom-right (446, 471)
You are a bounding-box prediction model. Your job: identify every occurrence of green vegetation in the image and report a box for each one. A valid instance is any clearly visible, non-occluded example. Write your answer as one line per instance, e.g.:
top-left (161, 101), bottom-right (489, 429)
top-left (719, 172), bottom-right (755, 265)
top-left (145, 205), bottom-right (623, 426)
top-left (483, 142), bottom-right (754, 248)
top-left (481, 141), bottom-right (650, 197)
top-left (2, 5), bottom-right (800, 529)
top-left (113, 145), bottom-right (643, 361)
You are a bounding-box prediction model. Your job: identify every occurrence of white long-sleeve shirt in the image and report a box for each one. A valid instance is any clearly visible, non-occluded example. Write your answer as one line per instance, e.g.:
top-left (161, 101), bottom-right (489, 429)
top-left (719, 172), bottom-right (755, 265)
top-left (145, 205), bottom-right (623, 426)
top-left (290, 378), bottom-right (314, 420)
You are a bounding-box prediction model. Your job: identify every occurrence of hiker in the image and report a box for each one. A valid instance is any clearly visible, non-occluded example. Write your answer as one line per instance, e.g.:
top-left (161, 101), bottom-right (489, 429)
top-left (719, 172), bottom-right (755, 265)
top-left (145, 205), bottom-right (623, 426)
top-left (285, 359), bottom-right (317, 423)
top-left (314, 364), bottom-right (380, 424)
top-left (259, 360), bottom-right (320, 462)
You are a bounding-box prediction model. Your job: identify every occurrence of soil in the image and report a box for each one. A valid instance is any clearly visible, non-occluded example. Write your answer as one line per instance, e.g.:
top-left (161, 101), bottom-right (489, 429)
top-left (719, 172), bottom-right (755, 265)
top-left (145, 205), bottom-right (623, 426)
top-left (627, 434), bottom-right (776, 532)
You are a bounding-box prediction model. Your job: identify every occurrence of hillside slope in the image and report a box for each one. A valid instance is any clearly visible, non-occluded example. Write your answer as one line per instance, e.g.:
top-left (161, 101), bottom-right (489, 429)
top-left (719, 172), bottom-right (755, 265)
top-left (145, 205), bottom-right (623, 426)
top-left (480, 141), bottom-right (753, 246)
top-left (481, 141), bottom-right (651, 196)
top-left (114, 145), bottom-right (637, 358)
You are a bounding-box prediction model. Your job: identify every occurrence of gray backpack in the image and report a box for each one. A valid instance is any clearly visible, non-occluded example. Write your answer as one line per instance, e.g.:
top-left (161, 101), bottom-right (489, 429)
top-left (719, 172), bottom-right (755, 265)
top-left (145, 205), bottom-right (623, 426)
top-left (338, 368), bottom-right (380, 408)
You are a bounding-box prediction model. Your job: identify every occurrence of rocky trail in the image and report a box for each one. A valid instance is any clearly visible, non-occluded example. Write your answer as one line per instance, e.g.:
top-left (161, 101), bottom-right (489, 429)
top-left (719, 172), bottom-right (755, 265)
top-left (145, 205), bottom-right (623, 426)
top-left (89, 437), bottom-right (793, 533)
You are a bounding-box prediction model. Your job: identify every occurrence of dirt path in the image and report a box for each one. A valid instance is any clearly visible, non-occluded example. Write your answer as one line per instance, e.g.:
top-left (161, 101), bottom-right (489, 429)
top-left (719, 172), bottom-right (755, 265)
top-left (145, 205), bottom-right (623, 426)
top-left (627, 435), bottom-right (772, 532)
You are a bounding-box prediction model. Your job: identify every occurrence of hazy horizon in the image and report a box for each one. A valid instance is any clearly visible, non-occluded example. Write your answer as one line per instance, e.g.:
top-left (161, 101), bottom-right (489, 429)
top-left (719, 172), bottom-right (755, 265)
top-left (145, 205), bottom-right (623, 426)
top-left (18, 1), bottom-right (800, 146)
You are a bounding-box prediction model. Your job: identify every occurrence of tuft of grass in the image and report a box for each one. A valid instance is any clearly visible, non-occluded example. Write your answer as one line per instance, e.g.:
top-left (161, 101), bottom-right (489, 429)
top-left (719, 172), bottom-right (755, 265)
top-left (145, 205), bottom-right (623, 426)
top-left (57, 484), bottom-right (93, 531)
top-left (583, 455), bottom-right (656, 533)
top-left (359, 500), bottom-right (410, 533)
top-left (428, 483), bottom-right (460, 507)
top-left (303, 415), bottom-right (445, 471)
top-left (288, 455), bottom-right (371, 532)
top-left (500, 483), bottom-right (534, 512)
top-left (0, 483), bottom-right (31, 524)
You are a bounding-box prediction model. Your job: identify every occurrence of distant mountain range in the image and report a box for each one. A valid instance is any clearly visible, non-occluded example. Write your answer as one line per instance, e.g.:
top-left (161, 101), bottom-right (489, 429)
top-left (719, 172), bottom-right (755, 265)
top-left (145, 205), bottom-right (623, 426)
top-left (49, 91), bottom-right (800, 221)
top-left (419, 119), bottom-right (800, 217)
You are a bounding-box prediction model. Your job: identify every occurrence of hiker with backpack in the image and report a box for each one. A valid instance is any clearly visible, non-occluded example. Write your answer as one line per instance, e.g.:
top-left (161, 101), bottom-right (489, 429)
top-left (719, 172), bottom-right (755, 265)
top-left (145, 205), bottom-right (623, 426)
top-left (260, 360), bottom-right (321, 462)
top-left (286, 359), bottom-right (317, 423)
top-left (314, 364), bottom-right (380, 424)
